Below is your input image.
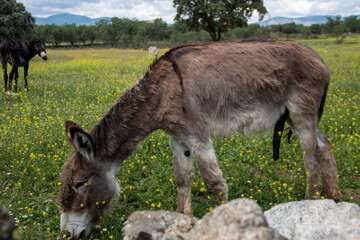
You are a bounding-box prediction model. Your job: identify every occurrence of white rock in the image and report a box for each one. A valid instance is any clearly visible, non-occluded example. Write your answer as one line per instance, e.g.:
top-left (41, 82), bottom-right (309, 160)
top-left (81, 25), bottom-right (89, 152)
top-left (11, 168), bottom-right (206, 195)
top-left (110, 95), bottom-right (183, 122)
top-left (264, 199), bottom-right (360, 240)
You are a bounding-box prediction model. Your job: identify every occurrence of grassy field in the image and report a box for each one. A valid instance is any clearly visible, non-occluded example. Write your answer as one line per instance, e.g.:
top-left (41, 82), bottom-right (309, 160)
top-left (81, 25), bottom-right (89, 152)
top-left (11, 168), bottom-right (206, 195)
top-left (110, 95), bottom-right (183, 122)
top-left (1, 38), bottom-right (359, 239)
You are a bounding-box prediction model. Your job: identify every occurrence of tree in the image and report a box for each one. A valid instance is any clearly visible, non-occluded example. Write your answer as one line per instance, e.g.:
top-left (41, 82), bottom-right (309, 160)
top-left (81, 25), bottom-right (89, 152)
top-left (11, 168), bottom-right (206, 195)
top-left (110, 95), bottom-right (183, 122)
top-left (325, 16), bottom-right (345, 44)
top-left (33, 25), bottom-right (53, 43)
top-left (281, 22), bottom-right (299, 35)
top-left (0, 0), bottom-right (34, 39)
top-left (170, 21), bottom-right (188, 43)
top-left (344, 15), bottom-right (360, 33)
top-left (96, 19), bottom-right (112, 44)
top-left (324, 16), bottom-right (342, 33)
top-left (51, 25), bottom-right (64, 47)
top-left (309, 24), bottom-right (322, 35)
top-left (173, 0), bottom-right (267, 42)
top-left (62, 24), bottom-right (78, 46)
top-left (77, 25), bottom-right (86, 45)
top-left (150, 18), bottom-right (170, 41)
top-left (82, 26), bottom-right (97, 46)
top-left (332, 24), bottom-right (346, 44)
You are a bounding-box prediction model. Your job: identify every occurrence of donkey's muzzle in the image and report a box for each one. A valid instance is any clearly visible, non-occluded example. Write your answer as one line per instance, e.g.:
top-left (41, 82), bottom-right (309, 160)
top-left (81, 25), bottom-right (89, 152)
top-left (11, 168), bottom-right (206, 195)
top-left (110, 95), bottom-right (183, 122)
top-left (40, 51), bottom-right (48, 61)
top-left (63, 226), bottom-right (89, 239)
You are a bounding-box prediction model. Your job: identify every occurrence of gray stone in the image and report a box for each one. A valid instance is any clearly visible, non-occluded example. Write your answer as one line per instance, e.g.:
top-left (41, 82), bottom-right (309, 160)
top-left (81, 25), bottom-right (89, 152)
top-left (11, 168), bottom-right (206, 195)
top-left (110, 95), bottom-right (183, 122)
top-left (189, 198), bottom-right (286, 240)
top-left (264, 199), bottom-right (360, 240)
top-left (123, 198), bottom-right (286, 240)
top-left (123, 210), bottom-right (197, 240)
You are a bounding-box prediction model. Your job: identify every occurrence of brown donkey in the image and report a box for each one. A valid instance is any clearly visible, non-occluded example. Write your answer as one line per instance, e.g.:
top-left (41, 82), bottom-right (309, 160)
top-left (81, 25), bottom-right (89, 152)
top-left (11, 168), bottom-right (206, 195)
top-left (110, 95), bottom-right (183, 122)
top-left (59, 40), bottom-right (340, 238)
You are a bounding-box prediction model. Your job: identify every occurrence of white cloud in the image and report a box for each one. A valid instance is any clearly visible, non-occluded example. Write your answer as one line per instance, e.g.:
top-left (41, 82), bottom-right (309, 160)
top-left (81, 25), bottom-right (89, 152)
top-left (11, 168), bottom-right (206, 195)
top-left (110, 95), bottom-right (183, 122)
top-left (18, 0), bottom-right (360, 24)
top-left (263, 0), bottom-right (360, 17)
top-left (18, 0), bottom-right (176, 22)
top-left (248, 0), bottom-right (360, 23)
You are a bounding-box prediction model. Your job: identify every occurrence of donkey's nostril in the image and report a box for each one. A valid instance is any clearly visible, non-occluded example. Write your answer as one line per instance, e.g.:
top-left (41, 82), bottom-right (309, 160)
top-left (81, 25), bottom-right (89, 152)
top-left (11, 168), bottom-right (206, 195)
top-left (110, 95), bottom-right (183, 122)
top-left (79, 229), bottom-right (86, 238)
top-left (65, 230), bottom-right (71, 238)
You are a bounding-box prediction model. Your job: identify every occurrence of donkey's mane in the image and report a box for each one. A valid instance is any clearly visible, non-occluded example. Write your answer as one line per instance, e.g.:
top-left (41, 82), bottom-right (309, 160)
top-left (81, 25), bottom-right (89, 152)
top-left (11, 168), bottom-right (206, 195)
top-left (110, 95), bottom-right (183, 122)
top-left (148, 39), bottom-right (276, 70)
top-left (148, 43), bottom-right (199, 71)
top-left (91, 76), bottom-right (149, 155)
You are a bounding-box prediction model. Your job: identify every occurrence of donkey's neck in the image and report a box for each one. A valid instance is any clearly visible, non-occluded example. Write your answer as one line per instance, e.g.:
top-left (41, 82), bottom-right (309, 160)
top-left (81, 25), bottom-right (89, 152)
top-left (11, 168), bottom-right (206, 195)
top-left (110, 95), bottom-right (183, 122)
top-left (91, 78), bottom-right (159, 164)
top-left (27, 46), bottom-right (38, 61)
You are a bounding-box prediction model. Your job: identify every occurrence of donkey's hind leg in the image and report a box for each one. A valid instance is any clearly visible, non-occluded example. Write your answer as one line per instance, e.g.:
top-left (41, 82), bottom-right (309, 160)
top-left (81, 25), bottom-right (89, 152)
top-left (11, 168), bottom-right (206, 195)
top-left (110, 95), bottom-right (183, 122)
top-left (14, 68), bottom-right (19, 91)
top-left (9, 65), bottom-right (18, 91)
top-left (288, 118), bottom-right (321, 199)
top-left (169, 137), bottom-right (194, 215)
top-left (315, 128), bottom-right (341, 201)
top-left (187, 137), bottom-right (228, 204)
top-left (1, 57), bottom-right (8, 91)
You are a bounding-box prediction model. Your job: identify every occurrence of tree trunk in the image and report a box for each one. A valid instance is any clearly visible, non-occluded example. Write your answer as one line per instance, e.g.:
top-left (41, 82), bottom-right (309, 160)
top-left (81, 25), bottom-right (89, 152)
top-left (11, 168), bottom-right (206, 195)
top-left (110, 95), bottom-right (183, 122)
top-left (209, 30), bottom-right (217, 42)
top-left (217, 27), bottom-right (222, 42)
top-left (208, 28), bottom-right (221, 42)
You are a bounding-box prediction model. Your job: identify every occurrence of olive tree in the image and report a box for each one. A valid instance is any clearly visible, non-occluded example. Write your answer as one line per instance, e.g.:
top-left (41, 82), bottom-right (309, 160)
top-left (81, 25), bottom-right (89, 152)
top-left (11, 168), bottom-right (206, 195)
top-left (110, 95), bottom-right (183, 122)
top-left (173, 0), bottom-right (267, 42)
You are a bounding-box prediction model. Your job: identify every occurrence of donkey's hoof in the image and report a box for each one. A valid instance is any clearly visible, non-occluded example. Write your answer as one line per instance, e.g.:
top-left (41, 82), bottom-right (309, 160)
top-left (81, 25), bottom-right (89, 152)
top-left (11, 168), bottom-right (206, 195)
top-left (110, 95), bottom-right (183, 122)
top-left (323, 190), bottom-right (341, 202)
top-left (5, 91), bottom-right (18, 96)
top-left (176, 207), bottom-right (192, 216)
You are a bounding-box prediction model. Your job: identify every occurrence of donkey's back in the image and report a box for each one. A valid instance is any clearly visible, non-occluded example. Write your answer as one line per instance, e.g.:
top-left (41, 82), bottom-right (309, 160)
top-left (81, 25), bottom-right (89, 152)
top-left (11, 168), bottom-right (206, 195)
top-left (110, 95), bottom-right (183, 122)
top-left (159, 40), bottom-right (329, 137)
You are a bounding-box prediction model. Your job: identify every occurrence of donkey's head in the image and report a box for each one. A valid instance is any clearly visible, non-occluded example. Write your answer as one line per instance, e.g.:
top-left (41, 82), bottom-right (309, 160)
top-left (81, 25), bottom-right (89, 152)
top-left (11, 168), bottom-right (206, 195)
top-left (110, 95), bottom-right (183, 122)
top-left (59, 121), bottom-right (120, 239)
top-left (26, 39), bottom-right (47, 61)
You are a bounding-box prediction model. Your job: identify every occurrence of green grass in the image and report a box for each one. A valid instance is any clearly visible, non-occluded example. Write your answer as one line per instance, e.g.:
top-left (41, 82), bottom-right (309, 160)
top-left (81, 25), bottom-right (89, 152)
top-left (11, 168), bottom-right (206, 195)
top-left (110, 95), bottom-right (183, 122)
top-left (1, 38), bottom-right (359, 239)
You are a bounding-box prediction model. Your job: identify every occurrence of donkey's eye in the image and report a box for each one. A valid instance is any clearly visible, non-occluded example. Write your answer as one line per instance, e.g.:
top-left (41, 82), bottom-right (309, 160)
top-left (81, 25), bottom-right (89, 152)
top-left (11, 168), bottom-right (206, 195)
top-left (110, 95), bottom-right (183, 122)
top-left (75, 180), bottom-right (88, 190)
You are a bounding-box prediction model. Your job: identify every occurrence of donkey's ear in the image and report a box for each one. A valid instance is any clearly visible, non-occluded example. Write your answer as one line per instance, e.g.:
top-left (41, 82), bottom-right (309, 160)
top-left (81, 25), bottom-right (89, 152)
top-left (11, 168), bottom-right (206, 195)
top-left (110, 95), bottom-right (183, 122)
top-left (25, 41), bottom-right (32, 46)
top-left (65, 121), bottom-right (96, 162)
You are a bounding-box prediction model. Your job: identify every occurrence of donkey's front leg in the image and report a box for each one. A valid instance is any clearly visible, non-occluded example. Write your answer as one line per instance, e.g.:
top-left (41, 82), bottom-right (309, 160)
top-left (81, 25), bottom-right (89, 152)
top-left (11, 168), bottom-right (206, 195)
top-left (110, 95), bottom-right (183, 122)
top-left (24, 64), bottom-right (29, 90)
top-left (9, 65), bottom-right (18, 91)
top-left (170, 137), bottom-right (194, 215)
top-left (3, 68), bottom-right (8, 91)
top-left (190, 138), bottom-right (228, 204)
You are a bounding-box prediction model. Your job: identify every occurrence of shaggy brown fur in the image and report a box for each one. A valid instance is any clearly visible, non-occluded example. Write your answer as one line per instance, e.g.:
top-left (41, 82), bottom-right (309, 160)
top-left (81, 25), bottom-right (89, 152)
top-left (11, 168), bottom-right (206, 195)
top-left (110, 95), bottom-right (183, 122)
top-left (59, 40), bottom-right (340, 239)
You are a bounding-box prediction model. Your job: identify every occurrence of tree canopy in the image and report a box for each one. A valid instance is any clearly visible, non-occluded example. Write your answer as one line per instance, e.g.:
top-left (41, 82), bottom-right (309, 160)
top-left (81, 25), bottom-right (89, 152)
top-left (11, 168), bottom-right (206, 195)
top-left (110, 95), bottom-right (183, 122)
top-left (173, 0), bottom-right (267, 41)
top-left (31, 14), bottom-right (359, 47)
top-left (0, 0), bottom-right (34, 39)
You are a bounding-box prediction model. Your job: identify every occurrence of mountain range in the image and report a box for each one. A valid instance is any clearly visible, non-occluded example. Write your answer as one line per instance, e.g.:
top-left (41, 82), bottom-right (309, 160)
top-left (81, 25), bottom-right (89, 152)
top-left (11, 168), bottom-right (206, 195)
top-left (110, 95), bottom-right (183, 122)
top-left (35, 13), bottom-right (359, 26)
top-left (35, 13), bottom-right (110, 26)
top-left (257, 15), bottom-right (359, 26)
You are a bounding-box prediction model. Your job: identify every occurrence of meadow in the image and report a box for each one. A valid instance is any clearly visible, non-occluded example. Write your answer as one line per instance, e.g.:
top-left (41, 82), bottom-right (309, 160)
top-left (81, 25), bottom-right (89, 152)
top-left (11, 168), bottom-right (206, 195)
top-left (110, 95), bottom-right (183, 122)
top-left (0, 38), bottom-right (359, 239)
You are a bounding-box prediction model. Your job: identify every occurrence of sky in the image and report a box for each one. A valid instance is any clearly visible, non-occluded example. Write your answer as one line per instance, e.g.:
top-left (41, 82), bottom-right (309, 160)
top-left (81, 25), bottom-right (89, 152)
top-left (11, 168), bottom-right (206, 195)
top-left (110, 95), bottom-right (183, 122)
top-left (18, 0), bottom-right (360, 24)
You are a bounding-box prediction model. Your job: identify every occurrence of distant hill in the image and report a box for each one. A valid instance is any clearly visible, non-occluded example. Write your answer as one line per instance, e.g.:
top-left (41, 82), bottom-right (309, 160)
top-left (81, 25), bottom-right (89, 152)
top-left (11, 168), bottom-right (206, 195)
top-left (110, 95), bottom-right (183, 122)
top-left (35, 13), bottom-right (360, 27)
top-left (257, 15), bottom-right (360, 27)
top-left (35, 13), bottom-right (111, 26)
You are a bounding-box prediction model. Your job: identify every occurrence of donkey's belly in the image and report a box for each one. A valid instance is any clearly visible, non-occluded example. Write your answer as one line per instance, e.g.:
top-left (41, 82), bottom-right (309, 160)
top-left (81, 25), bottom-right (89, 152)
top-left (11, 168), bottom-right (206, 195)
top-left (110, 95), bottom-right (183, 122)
top-left (19, 57), bottom-right (27, 66)
top-left (6, 56), bottom-right (27, 66)
top-left (209, 106), bottom-right (285, 137)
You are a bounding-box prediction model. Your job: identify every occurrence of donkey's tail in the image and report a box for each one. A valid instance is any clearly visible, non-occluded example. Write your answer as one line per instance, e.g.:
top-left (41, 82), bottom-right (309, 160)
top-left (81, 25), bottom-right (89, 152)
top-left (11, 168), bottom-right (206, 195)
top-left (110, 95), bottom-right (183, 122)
top-left (272, 108), bottom-right (288, 160)
top-left (273, 84), bottom-right (329, 160)
top-left (1, 34), bottom-right (18, 50)
top-left (317, 84), bottom-right (328, 123)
